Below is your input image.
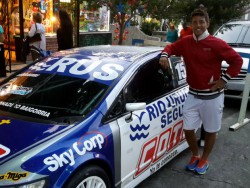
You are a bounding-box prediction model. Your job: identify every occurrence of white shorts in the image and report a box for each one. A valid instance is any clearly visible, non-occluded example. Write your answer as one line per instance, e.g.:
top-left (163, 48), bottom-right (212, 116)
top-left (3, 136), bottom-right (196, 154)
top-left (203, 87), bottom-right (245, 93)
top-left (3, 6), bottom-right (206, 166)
top-left (183, 93), bottom-right (224, 133)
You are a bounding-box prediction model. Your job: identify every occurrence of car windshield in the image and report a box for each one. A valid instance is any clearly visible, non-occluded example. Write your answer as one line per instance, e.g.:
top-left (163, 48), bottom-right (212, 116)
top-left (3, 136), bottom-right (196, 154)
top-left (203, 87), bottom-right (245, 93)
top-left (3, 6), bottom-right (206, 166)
top-left (214, 24), bottom-right (250, 45)
top-left (0, 73), bottom-right (108, 122)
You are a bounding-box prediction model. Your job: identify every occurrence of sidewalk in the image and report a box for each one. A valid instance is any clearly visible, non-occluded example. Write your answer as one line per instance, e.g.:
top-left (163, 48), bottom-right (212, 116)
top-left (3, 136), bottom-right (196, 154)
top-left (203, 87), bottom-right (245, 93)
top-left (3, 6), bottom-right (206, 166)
top-left (0, 60), bottom-right (27, 82)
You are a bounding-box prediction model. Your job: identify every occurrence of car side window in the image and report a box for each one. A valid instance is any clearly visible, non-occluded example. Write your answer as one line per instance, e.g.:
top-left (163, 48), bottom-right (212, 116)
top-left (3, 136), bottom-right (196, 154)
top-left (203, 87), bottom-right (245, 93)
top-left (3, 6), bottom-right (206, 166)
top-left (104, 57), bottom-right (181, 122)
top-left (243, 28), bottom-right (250, 44)
top-left (103, 91), bottom-right (126, 122)
top-left (124, 58), bottom-right (173, 103)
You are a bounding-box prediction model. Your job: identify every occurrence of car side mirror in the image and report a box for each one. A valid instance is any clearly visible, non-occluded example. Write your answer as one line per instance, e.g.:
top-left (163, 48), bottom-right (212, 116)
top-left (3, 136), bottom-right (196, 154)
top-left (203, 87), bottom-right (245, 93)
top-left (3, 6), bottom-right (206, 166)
top-left (125, 102), bottom-right (146, 122)
top-left (126, 102), bottom-right (146, 111)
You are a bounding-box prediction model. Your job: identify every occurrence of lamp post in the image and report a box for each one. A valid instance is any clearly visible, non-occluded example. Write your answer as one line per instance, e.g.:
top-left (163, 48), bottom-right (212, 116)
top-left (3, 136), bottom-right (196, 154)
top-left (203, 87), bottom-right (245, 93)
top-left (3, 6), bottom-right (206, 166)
top-left (19, 0), bottom-right (24, 40)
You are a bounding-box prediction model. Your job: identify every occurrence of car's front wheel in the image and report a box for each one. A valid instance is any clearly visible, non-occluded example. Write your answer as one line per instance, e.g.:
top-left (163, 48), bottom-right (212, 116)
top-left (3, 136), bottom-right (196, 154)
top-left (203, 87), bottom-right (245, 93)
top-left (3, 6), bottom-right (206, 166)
top-left (64, 165), bottom-right (111, 188)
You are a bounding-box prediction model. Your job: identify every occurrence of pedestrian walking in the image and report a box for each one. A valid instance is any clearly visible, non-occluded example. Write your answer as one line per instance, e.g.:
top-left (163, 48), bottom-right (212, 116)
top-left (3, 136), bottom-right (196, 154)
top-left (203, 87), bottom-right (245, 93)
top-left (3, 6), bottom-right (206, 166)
top-left (57, 9), bottom-right (73, 51)
top-left (159, 5), bottom-right (243, 175)
top-left (28, 12), bottom-right (46, 56)
top-left (179, 21), bottom-right (193, 39)
top-left (166, 22), bottom-right (178, 43)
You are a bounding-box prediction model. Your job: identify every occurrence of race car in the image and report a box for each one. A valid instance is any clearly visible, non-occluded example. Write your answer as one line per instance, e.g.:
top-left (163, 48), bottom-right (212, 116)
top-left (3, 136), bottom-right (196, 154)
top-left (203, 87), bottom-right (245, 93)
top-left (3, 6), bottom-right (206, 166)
top-left (0, 45), bottom-right (189, 188)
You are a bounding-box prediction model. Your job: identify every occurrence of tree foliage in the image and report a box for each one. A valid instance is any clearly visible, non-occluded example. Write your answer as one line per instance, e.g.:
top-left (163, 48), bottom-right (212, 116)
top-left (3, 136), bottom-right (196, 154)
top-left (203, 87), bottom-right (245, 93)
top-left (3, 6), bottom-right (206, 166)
top-left (82, 0), bottom-right (250, 44)
top-left (141, 21), bottom-right (160, 36)
top-left (166, 0), bottom-right (250, 33)
top-left (82, 0), bottom-right (172, 45)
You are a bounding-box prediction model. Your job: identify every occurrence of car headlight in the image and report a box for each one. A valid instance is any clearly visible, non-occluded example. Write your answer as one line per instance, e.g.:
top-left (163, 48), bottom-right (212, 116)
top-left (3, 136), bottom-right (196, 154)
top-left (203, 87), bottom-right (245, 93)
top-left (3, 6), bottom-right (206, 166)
top-left (6, 179), bottom-right (46, 188)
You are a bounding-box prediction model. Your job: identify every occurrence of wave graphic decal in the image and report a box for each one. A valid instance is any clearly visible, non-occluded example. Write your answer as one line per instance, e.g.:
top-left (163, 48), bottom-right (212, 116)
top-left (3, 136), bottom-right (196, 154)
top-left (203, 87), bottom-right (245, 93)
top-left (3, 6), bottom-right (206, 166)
top-left (130, 132), bottom-right (149, 141)
top-left (130, 124), bottom-right (150, 132)
top-left (129, 111), bottom-right (150, 141)
top-left (137, 112), bottom-right (146, 123)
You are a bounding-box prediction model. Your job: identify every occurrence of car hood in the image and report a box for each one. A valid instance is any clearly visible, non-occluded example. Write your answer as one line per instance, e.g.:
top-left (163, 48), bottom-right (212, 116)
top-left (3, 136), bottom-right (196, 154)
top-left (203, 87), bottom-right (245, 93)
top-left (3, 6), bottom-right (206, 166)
top-left (0, 115), bottom-right (67, 163)
top-left (222, 47), bottom-right (249, 70)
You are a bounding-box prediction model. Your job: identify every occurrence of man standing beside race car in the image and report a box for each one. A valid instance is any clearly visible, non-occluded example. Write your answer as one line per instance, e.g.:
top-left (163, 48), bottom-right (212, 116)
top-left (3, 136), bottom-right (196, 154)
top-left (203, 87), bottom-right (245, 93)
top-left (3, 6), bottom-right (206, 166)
top-left (159, 5), bottom-right (243, 175)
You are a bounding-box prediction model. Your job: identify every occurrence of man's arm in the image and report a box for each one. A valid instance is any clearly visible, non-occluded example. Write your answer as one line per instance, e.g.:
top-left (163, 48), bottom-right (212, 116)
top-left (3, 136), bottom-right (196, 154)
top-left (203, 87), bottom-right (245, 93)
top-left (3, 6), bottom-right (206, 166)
top-left (219, 41), bottom-right (243, 80)
top-left (210, 40), bottom-right (243, 91)
top-left (209, 79), bottom-right (226, 92)
top-left (159, 45), bottom-right (171, 69)
top-left (159, 39), bottom-right (183, 69)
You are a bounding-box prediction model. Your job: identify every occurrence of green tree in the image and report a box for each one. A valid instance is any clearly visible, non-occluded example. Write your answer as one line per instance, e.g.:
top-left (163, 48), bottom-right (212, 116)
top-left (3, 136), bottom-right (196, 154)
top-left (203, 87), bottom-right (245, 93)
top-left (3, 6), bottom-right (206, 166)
top-left (140, 20), bottom-right (160, 36)
top-left (166, 0), bottom-right (250, 34)
top-left (82, 0), bottom-right (172, 45)
top-left (82, 0), bottom-right (250, 44)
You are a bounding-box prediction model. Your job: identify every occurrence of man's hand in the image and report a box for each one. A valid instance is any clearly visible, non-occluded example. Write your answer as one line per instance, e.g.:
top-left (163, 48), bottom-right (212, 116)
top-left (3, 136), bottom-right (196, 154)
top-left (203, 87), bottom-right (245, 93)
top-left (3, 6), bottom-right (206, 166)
top-left (159, 56), bottom-right (170, 70)
top-left (209, 78), bottom-right (226, 92)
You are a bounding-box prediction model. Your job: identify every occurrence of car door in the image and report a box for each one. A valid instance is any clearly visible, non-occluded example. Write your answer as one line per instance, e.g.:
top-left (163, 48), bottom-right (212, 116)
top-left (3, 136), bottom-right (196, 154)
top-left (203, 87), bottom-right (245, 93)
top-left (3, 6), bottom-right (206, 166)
top-left (111, 56), bottom-right (189, 187)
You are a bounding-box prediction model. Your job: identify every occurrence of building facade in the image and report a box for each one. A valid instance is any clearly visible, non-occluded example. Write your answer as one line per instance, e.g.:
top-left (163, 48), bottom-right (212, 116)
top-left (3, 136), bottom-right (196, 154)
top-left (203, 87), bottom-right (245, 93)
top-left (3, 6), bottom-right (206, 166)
top-left (0, 0), bottom-right (111, 62)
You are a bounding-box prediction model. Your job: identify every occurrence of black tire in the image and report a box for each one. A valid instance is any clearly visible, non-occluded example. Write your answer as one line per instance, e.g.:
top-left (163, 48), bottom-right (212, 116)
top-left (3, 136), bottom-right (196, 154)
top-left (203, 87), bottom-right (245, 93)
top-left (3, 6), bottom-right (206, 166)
top-left (63, 165), bottom-right (111, 188)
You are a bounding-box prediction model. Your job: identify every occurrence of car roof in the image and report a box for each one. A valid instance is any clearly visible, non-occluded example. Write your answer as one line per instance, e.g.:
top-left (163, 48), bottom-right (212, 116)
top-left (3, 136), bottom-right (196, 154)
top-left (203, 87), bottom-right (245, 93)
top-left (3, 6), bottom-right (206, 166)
top-left (51, 45), bottom-right (163, 63)
top-left (26, 45), bottom-right (163, 86)
top-left (225, 20), bottom-right (250, 25)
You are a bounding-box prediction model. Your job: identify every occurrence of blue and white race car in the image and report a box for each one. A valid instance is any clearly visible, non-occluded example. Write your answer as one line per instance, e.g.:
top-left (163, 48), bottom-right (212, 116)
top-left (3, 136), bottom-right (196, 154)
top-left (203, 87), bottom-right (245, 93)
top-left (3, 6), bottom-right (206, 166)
top-left (0, 45), bottom-right (189, 188)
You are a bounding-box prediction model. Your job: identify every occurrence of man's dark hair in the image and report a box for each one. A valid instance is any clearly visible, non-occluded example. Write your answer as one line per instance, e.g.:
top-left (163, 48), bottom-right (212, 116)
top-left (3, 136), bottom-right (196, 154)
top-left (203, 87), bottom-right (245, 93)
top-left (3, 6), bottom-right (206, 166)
top-left (191, 4), bottom-right (209, 23)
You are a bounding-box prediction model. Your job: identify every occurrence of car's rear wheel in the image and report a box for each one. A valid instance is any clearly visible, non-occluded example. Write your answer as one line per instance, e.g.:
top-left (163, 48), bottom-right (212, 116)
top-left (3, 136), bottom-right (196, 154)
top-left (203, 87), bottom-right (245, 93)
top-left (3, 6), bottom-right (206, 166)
top-left (64, 165), bottom-right (111, 188)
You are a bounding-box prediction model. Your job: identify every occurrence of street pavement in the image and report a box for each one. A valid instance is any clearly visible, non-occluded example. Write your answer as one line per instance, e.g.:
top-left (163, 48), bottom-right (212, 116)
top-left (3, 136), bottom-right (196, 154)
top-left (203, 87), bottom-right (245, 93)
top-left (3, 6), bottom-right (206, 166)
top-left (137, 98), bottom-right (250, 188)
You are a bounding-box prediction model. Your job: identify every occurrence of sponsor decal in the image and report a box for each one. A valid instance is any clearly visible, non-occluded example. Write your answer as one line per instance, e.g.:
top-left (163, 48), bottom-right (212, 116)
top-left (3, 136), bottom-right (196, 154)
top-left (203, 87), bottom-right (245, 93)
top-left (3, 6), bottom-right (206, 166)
top-left (0, 119), bottom-right (11, 125)
top-left (0, 144), bottom-right (10, 158)
top-left (17, 73), bottom-right (40, 77)
top-left (0, 101), bottom-right (14, 108)
top-left (43, 125), bottom-right (60, 134)
top-left (129, 88), bottom-right (188, 142)
top-left (129, 112), bottom-right (150, 141)
top-left (0, 101), bottom-right (50, 117)
top-left (0, 172), bottom-right (29, 182)
top-left (135, 120), bottom-right (185, 177)
top-left (28, 57), bottom-right (125, 84)
top-left (16, 105), bottom-right (50, 117)
top-left (150, 150), bottom-right (178, 175)
top-left (147, 89), bottom-right (187, 127)
top-left (0, 84), bottom-right (33, 96)
top-left (43, 133), bottom-right (106, 172)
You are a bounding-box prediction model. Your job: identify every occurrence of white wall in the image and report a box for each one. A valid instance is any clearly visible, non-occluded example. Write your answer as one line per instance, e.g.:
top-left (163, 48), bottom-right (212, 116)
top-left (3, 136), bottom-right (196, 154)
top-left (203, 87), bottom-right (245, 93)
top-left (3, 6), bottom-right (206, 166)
top-left (110, 25), bottom-right (161, 45)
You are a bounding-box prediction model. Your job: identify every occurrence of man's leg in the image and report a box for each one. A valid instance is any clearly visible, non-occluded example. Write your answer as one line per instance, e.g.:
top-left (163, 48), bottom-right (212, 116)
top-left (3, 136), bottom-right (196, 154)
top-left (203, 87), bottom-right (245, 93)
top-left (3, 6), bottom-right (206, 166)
top-left (183, 94), bottom-right (202, 171)
top-left (195, 94), bottom-right (224, 174)
top-left (184, 129), bottom-right (199, 156)
top-left (184, 129), bottom-right (201, 171)
top-left (194, 132), bottom-right (216, 174)
top-left (200, 94), bottom-right (224, 160)
top-left (201, 132), bottom-right (217, 161)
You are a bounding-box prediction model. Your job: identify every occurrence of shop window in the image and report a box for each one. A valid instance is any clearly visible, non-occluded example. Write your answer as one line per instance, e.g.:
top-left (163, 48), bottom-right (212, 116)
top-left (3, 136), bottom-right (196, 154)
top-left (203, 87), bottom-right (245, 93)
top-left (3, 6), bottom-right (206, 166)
top-left (79, 1), bottom-right (109, 32)
top-left (22, 0), bottom-right (55, 34)
top-left (6, 0), bottom-right (109, 37)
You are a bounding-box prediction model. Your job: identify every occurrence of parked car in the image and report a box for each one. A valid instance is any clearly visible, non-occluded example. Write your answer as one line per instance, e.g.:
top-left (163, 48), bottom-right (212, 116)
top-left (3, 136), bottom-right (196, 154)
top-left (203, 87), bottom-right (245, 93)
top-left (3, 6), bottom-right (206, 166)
top-left (0, 46), bottom-right (189, 188)
top-left (214, 20), bottom-right (250, 99)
